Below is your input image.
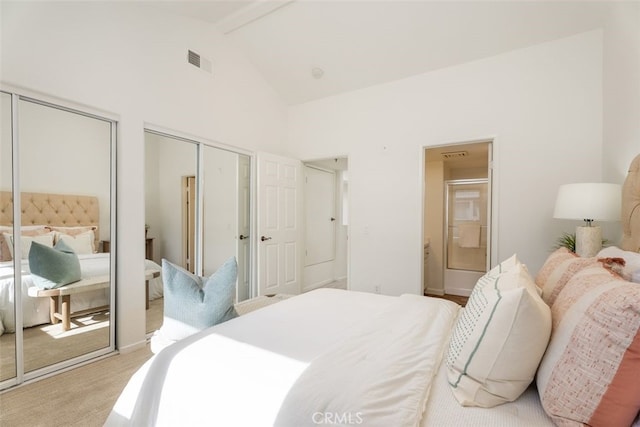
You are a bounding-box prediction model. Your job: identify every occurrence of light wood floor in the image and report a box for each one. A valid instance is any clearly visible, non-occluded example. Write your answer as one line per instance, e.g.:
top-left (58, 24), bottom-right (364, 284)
top-left (0, 344), bottom-right (153, 427)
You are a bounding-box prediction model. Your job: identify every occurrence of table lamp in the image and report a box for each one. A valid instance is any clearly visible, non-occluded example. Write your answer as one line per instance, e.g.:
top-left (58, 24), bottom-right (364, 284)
top-left (553, 183), bottom-right (621, 257)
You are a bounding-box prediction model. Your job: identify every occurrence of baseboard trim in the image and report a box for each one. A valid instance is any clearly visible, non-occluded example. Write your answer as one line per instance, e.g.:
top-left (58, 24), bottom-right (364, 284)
top-left (443, 288), bottom-right (472, 297)
top-left (426, 287), bottom-right (445, 296)
top-left (303, 279), bottom-right (335, 293)
top-left (118, 340), bottom-right (147, 354)
top-left (303, 277), bottom-right (348, 293)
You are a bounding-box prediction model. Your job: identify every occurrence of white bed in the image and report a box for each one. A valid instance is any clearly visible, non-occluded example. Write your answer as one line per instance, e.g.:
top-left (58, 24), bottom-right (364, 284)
top-left (108, 154), bottom-right (640, 427)
top-left (107, 288), bottom-right (553, 427)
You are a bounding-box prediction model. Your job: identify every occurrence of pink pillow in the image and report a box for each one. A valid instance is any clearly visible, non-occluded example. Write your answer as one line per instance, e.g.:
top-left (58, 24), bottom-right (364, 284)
top-left (535, 247), bottom-right (598, 306)
top-left (537, 264), bottom-right (640, 426)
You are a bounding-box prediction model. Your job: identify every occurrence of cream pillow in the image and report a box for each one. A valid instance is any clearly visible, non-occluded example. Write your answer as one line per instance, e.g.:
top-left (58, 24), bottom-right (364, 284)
top-left (446, 255), bottom-right (551, 407)
top-left (3, 232), bottom-right (55, 260)
top-left (0, 225), bottom-right (49, 261)
top-left (55, 230), bottom-right (95, 254)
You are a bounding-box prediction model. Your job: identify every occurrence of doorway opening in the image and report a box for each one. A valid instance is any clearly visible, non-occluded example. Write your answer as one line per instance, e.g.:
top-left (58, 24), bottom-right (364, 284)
top-left (423, 141), bottom-right (492, 297)
top-left (303, 157), bottom-right (349, 292)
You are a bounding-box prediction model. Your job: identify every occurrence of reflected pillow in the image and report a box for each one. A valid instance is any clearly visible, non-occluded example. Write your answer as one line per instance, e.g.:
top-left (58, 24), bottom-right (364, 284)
top-left (55, 230), bottom-right (95, 254)
top-left (49, 226), bottom-right (98, 252)
top-left (4, 232), bottom-right (55, 260)
top-left (0, 226), bottom-right (50, 261)
top-left (159, 257), bottom-right (238, 342)
top-left (28, 240), bottom-right (81, 289)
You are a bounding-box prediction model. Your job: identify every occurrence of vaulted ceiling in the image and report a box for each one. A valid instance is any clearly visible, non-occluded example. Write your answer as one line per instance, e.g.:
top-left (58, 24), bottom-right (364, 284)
top-left (150, 1), bottom-right (614, 105)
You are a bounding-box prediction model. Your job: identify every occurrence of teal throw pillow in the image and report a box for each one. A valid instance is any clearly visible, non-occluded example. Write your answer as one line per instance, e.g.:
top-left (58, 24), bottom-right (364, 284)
top-left (160, 257), bottom-right (238, 341)
top-left (29, 240), bottom-right (81, 289)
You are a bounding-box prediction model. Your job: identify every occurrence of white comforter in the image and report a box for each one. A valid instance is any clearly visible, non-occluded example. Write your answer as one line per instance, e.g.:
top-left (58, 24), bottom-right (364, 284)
top-left (106, 289), bottom-right (460, 427)
top-left (0, 254), bottom-right (163, 333)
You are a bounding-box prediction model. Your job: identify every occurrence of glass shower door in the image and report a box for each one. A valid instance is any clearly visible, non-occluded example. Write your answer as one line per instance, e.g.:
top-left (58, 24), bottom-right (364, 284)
top-left (444, 179), bottom-right (488, 294)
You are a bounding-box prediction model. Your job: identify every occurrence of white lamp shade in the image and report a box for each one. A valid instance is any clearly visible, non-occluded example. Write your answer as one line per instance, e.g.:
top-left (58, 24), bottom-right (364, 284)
top-left (553, 183), bottom-right (621, 222)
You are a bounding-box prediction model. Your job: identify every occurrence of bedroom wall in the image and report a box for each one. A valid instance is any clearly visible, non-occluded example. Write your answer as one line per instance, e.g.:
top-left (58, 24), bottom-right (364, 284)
top-left (1, 2), bottom-right (287, 351)
top-left (287, 30), bottom-right (604, 296)
top-left (602, 2), bottom-right (640, 186)
top-left (0, 101), bottom-right (112, 240)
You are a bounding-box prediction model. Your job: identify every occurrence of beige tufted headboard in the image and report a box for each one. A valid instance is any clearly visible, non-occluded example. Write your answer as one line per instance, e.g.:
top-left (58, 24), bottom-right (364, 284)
top-left (621, 154), bottom-right (640, 253)
top-left (0, 191), bottom-right (99, 229)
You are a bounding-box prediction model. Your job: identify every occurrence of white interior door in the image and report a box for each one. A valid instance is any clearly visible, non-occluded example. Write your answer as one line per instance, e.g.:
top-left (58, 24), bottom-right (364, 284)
top-left (305, 166), bottom-right (336, 266)
top-left (257, 152), bottom-right (303, 296)
top-left (237, 154), bottom-right (251, 302)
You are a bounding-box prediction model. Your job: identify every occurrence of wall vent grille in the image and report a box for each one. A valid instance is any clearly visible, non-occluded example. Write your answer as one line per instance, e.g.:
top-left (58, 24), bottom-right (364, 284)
top-left (188, 50), bottom-right (201, 68)
top-left (441, 151), bottom-right (468, 159)
top-left (188, 49), bottom-right (212, 73)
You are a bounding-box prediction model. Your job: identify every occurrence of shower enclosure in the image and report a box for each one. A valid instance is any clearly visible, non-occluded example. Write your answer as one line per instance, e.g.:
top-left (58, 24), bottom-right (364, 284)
top-left (444, 179), bottom-right (489, 295)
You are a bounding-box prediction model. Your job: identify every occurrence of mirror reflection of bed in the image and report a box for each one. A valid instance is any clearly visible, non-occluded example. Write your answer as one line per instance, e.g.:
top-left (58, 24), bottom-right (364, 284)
top-left (0, 193), bottom-right (107, 378)
top-left (0, 95), bottom-right (130, 385)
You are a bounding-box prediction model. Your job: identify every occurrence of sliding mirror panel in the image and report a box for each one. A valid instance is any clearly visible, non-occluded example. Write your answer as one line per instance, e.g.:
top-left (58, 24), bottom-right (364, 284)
top-left (144, 131), bottom-right (198, 334)
top-left (144, 130), bottom-right (253, 335)
top-left (18, 98), bottom-right (113, 374)
top-left (201, 147), bottom-right (252, 302)
top-left (0, 91), bottom-right (17, 383)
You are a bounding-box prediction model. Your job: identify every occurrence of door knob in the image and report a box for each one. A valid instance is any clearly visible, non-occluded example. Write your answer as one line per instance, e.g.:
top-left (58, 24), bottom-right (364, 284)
top-left (261, 236), bottom-right (272, 242)
top-left (239, 234), bottom-right (249, 240)
top-left (330, 217), bottom-right (336, 221)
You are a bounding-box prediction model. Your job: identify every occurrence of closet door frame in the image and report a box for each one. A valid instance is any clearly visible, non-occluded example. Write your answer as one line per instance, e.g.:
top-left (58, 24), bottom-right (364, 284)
top-left (0, 84), bottom-right (118, 390)
top-left (143, 124), bottom-right (256, 299)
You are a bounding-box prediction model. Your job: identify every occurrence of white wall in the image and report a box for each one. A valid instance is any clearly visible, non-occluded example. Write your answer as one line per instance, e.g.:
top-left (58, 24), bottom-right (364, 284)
top-left (145, 132), bottom-right (198, 267)
top-left (1, 2), bottom-right (287, 351)
top-left (602, 2), bottom-right (640, 185)
top-left (287, 31), bottom-right (604, 296)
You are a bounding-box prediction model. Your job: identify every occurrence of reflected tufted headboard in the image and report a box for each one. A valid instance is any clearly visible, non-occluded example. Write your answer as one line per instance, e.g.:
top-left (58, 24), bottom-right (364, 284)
top-left (0, 191), bottom-right (99, 229)
top-left (621, 154), bottom-right (640, 253)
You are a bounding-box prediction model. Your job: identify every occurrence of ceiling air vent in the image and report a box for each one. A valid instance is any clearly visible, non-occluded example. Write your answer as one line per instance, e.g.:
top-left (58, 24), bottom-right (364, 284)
top-left (441, 150), bottom-right (468, 159)
top-left (187, 50), bottom-right (212, 73)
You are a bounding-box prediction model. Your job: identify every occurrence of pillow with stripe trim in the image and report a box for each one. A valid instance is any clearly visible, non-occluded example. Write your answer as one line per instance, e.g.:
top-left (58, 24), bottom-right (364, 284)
top-left (446, 254), bottom-right (551, 407)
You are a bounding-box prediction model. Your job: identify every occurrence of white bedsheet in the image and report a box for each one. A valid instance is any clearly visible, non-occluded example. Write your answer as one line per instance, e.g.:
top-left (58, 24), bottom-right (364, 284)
top-left (107, 288), bottom-right (553, 427)
top-left (0, 254), bottom-right (163, 333)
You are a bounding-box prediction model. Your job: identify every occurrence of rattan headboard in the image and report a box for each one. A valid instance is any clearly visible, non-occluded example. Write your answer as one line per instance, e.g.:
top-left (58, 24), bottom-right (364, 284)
top-left (0, 191), bottom-right (99, 228)
top-left (621, 154), bottom-right (640, 253)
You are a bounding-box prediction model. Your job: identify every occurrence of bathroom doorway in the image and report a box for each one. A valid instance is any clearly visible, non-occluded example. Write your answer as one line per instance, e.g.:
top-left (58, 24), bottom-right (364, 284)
top-left (423, 141), bottom-right (492, 297)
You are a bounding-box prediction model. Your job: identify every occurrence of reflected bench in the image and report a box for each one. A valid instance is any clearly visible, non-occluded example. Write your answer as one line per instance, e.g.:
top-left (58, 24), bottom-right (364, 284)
top-left (28, 270), bottom-right (161, 331)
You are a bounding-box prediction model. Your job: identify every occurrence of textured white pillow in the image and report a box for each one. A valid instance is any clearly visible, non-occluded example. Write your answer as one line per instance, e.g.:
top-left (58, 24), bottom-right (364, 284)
top-left (446, 255), bottom-right (551, 407)
top-left (4, 232), bottom-right (55, 259)
top-left (56, 230), bottom-right (95, 254)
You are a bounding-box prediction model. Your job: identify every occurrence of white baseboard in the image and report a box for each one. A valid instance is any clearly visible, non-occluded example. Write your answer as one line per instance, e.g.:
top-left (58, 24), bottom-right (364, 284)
top-left (303, 278), bottom-right (335, 293)
top-left (118, 340), bottom-right (147, 354)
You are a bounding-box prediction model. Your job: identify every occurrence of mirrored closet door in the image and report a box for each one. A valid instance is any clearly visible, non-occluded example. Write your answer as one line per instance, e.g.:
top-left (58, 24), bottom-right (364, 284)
top-left (0, 90), bottom-right (116, 389)
top-left (0, 91), bottom-right (17, 383)
top-left (144, 130), bottom-right (252, 335)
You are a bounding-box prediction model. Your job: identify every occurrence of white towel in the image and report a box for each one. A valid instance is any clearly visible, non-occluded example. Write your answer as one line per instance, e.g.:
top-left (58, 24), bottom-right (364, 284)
top-left (458, 224), bottom-right (481, 248)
